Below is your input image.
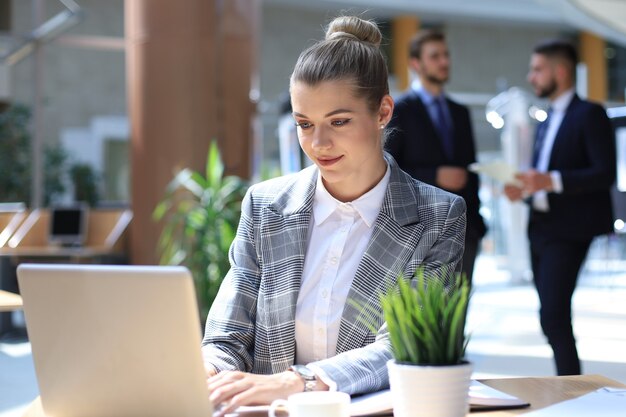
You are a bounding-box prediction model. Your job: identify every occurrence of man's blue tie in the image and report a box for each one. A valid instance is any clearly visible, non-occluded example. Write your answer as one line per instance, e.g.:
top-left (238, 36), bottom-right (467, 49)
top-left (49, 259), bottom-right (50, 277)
top-left (434, 97), bottom-right (454, 160)
top-left (532, 109), bottom-right (552, 168)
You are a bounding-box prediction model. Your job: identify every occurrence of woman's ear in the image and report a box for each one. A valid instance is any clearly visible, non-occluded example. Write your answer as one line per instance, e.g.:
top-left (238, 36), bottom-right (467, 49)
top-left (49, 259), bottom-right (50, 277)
top-left (378, 95), bottom-right (394, 126)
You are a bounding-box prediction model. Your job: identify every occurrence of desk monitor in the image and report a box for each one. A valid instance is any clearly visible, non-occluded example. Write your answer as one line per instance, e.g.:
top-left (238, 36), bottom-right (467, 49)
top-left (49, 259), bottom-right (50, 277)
top-left (48, 204), bottom-right (88, 246)
top-left (17, 264), bottom-right (213, 417)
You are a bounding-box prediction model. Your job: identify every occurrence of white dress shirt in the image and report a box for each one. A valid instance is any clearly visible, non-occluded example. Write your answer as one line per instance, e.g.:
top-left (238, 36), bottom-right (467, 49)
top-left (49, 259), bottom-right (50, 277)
top-left (295, 164), bottom-right (391, 369)
top-left (532, 88), bottom-right (573, 211)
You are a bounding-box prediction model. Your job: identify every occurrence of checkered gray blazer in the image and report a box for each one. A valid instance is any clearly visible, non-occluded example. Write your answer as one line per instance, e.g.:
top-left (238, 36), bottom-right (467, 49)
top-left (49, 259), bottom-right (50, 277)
top-left (202, 154), bottom-right (466, 395)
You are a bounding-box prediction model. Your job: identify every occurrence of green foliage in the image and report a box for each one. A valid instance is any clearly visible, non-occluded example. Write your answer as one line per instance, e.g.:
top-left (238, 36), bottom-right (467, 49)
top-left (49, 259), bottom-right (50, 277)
top-left (44, 145), bottom-right (69, 205)
top-left (0, 105), bottom-right (30, 202)
top-left (381, 271), bottom-right (470, 365)
top-left (0, 104), bottom-right (68, 205)
top-left (353, 270), bottom-right (471, 366)
top-left (70, 163), bottom-right (99, 206)
top-left (153, 141), bottom-right (248, 319)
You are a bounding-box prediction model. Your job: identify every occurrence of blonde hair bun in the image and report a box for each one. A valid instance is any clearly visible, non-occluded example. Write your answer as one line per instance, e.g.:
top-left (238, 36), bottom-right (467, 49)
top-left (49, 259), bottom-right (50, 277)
top-left (325, 16), bottom-right (382, 48)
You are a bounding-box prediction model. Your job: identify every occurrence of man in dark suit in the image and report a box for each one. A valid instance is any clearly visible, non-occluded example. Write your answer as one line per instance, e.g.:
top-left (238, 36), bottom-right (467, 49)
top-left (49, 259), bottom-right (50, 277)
top-left (504, 39), bottom-right (616, 375)
top-left (387, 30), bottom-right (486, 285)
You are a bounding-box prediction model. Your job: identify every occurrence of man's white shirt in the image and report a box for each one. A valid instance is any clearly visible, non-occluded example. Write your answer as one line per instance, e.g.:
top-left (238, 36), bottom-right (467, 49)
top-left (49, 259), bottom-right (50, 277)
top-left (532, 88), bottom-right (573, 211)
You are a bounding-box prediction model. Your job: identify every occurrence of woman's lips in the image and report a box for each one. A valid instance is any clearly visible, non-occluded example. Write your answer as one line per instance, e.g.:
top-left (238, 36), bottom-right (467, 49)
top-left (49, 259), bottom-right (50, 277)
top-left (317, 155), bottom-right (343, 167)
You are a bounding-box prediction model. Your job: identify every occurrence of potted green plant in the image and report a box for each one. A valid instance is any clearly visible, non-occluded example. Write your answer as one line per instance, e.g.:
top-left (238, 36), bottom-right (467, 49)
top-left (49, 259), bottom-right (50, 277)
top-left (70, 163), bottom-right (99, 207)
top-left (153, 141), bottom-right (248, 319)
top-left (382, 270), bottom-right (471, 417)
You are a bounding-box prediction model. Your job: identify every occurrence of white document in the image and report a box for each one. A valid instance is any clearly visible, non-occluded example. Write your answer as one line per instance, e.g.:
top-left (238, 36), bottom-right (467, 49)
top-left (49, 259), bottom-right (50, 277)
top-left (468, 380), bottom-right (530, 409)
top-left (469, 161), bottom-right (521, 185)
top-left (519, 387), bottom-right (626, 417)
top-left (349, 380), bottom-right (528, 416)
top-left (349, 389), bottom-right (392, 416)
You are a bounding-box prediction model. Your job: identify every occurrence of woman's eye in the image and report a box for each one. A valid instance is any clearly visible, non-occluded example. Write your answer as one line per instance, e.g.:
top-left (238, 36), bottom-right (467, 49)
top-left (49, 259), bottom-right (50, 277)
top-left (295, 121), bottom-right (312, 130)
top-left (331, 119), bottom-right (351, 127)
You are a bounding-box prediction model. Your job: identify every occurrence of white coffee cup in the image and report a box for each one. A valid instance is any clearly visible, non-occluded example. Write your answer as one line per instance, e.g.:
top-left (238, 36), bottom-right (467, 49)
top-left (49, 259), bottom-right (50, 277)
top-left (268, 391), bottom-right (350, 417)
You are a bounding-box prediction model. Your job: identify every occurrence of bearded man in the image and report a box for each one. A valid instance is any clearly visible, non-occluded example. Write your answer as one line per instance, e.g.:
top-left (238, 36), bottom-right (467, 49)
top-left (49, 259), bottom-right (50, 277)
top-left (504, 39), bottom-right (615, 375)
top-left (387, 30), bottom-right (486, 285)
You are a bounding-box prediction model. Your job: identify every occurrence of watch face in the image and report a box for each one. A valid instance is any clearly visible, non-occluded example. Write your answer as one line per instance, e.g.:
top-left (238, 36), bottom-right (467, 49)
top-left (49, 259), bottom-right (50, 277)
top-left (292, 365), bottom-right (316, 379)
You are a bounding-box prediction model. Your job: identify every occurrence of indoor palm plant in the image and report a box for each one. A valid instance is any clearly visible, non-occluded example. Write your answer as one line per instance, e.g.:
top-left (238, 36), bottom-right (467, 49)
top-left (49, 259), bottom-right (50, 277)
top-left (153, 141), bottom-right (247, 319)
top-left (382, 270), bottom-right (471, 417)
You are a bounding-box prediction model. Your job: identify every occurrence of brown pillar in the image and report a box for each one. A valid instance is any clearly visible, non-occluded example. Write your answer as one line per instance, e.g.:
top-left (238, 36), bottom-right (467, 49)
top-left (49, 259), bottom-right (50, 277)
top-left (392, 16), bottom-right (420, 92)
top-left (126, 0), bottom-right (259, 265)
top-left (217, 2), bottom-right (259, 177)
top-left (579, 31), bottom-right (607, 102)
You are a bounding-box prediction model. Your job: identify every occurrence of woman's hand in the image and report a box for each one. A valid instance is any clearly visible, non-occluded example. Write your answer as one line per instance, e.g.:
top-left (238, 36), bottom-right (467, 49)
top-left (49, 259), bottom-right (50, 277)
top-left (207, 370), bottom-right (304, 416)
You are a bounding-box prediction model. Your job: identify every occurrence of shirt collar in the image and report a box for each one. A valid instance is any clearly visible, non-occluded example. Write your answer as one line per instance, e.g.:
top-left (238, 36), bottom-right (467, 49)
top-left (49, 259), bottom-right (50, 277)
top-left (550, 88), bottom-right (575, 113)
top-left (313, 163), bottom-right (391, 228)
top-left (413, 85), bottom-right (444, 106)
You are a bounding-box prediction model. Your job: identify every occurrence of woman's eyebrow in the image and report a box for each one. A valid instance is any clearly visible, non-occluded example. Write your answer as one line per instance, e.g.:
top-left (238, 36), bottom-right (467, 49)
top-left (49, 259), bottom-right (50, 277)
top-left (292, 108), bottom-right (354, 118)
top-left (325, 109), bottom-right (354, 117)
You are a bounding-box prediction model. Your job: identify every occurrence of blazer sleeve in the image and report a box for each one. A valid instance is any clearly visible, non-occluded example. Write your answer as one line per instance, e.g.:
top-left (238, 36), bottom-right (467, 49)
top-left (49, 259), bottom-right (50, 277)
top-left (201, 188), bottom-right (260, 372)
top-left (559, 104), bottom-right (616, 194)
top-left (308, 195), bottom-right (467, 395)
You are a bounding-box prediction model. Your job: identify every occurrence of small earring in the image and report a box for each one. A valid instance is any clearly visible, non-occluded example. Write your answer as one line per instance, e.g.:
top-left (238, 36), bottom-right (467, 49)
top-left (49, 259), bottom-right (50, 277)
top-left (379, 124), bottom-right (385, 129)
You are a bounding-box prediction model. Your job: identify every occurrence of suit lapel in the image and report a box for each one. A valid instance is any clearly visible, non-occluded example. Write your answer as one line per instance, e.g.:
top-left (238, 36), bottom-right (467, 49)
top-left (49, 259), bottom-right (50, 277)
top-left (446, 99), bottom-right (461, 160)
top-left (336, 157), bottom-right (424, 353)
top-left (262, 167), bottom-right (316, 371)
top-left (411, 91), bottom-right (450, 161)
top-left (548, 95), bottom-right (579, 169)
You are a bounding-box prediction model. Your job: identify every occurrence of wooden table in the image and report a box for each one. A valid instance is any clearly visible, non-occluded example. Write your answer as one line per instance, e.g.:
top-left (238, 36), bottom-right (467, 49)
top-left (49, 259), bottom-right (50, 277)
top-left (0, 289), bottom-right (22, 312)
top-left (22, 374), bottom-right (626, 416)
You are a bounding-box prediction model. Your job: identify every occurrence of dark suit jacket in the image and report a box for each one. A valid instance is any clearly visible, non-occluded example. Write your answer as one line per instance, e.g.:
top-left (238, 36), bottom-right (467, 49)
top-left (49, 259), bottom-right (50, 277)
top-left (386, 89), bottom-right (486, 239)
top-left (530, 94), bottom-right (615, 240)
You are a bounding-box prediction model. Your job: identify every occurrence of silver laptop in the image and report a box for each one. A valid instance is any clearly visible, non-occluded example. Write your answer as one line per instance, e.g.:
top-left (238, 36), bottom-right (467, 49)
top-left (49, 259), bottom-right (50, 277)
top-left (17, 263), bottom-right (213, 417)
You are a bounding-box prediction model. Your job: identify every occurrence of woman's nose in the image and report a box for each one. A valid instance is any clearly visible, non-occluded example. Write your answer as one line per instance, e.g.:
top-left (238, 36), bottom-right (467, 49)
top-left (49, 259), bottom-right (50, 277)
top-left (312, 127), bottom-right (332, 149)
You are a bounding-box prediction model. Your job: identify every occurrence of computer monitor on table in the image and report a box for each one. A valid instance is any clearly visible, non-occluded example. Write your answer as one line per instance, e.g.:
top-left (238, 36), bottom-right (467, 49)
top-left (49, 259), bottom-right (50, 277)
top-left (17, 264), bottom-right (213, 417)
top-left (48, 204), bottom-right (88, 247)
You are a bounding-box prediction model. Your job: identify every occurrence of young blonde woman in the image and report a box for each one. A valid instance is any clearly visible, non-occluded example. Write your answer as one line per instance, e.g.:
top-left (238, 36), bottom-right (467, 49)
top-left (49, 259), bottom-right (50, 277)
top-left (202, 16), bottom-right (467, 416)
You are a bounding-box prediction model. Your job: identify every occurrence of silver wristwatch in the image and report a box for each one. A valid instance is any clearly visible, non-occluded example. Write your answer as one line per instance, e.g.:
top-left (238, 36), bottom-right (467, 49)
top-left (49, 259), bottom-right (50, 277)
top-left (289, 365), bottom-right (317, 392)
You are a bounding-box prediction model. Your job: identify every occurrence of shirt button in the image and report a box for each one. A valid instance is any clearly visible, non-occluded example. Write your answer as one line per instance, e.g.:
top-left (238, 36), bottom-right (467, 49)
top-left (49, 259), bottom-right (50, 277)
top-left (318, 328), bottom-right (323, 334)
top-left (330, 257), bottom-right (337, 264)
top-left (322, 290), bottom-right (328, 298)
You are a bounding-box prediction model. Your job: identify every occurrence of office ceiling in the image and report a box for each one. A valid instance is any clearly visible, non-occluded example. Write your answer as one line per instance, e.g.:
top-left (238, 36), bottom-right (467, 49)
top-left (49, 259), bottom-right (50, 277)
top-left (266, 0), bottom-right (626, 46)
top-left (561, 0), bottom-right (626, 43)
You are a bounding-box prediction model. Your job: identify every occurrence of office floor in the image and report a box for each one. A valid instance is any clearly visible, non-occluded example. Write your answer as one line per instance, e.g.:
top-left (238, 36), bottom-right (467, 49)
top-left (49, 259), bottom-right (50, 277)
top-left (1, 251), bottom-right (626, 417)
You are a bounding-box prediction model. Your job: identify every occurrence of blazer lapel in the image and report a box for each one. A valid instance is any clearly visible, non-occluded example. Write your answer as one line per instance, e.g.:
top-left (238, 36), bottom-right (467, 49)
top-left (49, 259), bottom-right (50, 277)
top-left (336, 157), bottom-right (424, 353)
top-left (548, 95), bottom-right (579, 169)
top-left (262, 167), bottom-right (316, 371)
top-left (411, 90), bottom-right (449, 161)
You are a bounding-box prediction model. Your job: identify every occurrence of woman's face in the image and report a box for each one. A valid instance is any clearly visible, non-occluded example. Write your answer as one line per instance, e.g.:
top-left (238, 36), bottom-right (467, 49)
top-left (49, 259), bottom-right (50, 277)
top-left (290, 79), bottom-right (393, 202)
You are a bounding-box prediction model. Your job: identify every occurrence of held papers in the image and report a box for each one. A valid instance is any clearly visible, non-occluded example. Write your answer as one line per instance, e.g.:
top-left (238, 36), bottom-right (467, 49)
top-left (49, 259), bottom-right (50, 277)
top-left (469, 161), bottom-right (521, 186)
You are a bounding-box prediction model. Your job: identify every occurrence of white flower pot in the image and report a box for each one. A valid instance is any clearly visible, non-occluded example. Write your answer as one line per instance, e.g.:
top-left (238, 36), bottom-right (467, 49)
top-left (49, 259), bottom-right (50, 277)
top-left (387, 359), bottom-right (472, 417)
